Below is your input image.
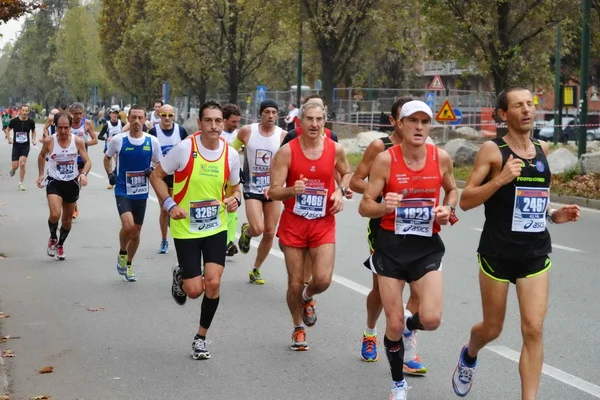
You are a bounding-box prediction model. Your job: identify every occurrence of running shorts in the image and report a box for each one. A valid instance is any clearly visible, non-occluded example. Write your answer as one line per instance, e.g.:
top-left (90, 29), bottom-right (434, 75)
top-left (115, 196), bottom-right (148, 226)
top-left (46, 178), bottom-right (80, 204)
top-left (277, 210), bottom-right (335, 248)
top-left (478, 253), bottom-right (551, 284)
top-left (243, 192), bottom-right (272, 203)
top-left (174, 231), bottom-right (228, 279)
top-left (12, 144), bottom-right (30, 161)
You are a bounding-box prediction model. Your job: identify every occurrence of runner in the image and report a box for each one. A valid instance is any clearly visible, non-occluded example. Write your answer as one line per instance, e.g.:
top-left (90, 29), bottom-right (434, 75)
top-left (98, 107), bottom-right (123, 189)
top-left (233, 99), bottom-right (286, 284)
top-left (104, 105), bottom-right (162, 282)
top-left (4, 104), bottom-right (36, 191)
top-left (359, 100), bottom-right (458, 399)
top-left (36, 112), bottom-right (91, 260)
top-left (220, 103), bottom-right (242, 256)
top-left (1, 110), bottom-right (10, 132)
top-left (42, 108), bottom-right (59, 138)
top-left (280, 95), bottom-right (337, 145)
top-left (70, 102), bottom-right (98, 218)
top-left (350, 97), bottom-right (427, 374)
top-left (270, 101), bottom-right (352, 351)
top-left (148, 104), bottom-right (188, 254)
top-left (451, 87), bottom-right (580, 399)
top-left (149, 100), bottom-right (241, 360)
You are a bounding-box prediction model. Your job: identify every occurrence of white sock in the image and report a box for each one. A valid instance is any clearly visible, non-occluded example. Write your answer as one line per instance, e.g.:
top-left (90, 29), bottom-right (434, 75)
top-left (302, 285), bottom-right (312, 301)
top-left (365, 327), bottom-right (377, 336)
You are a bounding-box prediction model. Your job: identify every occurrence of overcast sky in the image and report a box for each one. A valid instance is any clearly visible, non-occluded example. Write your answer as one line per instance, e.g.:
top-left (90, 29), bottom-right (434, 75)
top-left (0, 18), bottom-right (25, 51)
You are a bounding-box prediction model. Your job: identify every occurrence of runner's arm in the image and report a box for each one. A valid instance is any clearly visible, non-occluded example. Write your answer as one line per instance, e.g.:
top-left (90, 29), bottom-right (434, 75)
top-left (31, 125), bottom-right (37, 144)
top-left (150, 164), bottom-right (170, 204)
top-left (459, 141), bottom-right (504, 211)
top-left (359, 151), bottom-right (391, 218)
top-left (121, 122), bottom-right (130, 132)
top-left (439, 149), bottom-right (459, 210)
top-left (279, 129), bottom-right (288, 145)
top-left (75, 136), bottom-right (92, 176)
top-left (334, 142), bottom-right (352, 193)
top-left (349, 139), bottom-right (384, 194)
top-left (98, 123), bottom-right (108, 140)
top-left (269, 145), bottom-right (294, 201)
top-left (85, 120), bottom-right (98, 146)
top-left (232, 125), bottom-right (250, 150)
top-left (37, 137), bottom-right (51, 178)
top-left (42, 116), bottom-right (53, 138)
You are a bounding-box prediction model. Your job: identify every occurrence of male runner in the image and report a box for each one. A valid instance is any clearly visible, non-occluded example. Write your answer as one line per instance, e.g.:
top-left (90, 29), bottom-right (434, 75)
top-left (359, 100), bottom-right (458, 399)
top-left (150, 101), bottom-right (241, 360)
top-left (36, 112), bottom-right (91, 260)
top-left (149, 99), bottom-right (163, 127)
top-left (42, 108), bottom-right (59, 138)
top-left (270, 101), bottom-right (352, 351)
top-left (280, 95), bottom-right (337, 145)
top-left (2, 111), bottom-right (10, 132)
top-left (70, 102), bottom-right (98, 218)
top-left (350, 97), bottom-right (426, 374)
top-left (98, 108), bottom-right (124, 189)
top-left (104, 105), bottom-right (162, 282)
top-left (220, 103), bottom-right (242, 256)
top-left (233, 99), bottom-right (286, 284)
top-left (451, 87), bottom-right (580, 399)
top-left (148, 104), bottom-right (188, 254)
top-left (5, 104), bottom-right (36, 191)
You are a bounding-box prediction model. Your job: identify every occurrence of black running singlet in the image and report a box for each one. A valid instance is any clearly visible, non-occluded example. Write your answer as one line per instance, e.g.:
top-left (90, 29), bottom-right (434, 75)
top-left (478, 138), bottom-right (552, 259)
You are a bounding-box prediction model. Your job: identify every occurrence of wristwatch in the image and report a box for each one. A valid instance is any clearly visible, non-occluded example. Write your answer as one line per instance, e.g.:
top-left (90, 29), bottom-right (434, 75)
top-left (339, 186), bottom-right (348, 197)
top-left (234, 197), bottom-right (242, 207)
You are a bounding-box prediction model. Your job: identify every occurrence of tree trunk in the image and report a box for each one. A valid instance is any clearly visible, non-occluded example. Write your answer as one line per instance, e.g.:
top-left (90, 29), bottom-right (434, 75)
top-left (197, 78), bottom-right (207, 104)
top-left (320, 50), bottom-right (335, 109)
top-left (492, 66), bottom-right (510, 138)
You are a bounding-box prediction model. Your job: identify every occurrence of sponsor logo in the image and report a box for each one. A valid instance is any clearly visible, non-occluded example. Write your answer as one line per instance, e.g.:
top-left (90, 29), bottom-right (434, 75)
top-left (516, 176), bottom-right (545, 183)
top-left (197, 221), bottom-right (220, 231)
top-left (403, 225), bottom-right (430, 233)
top-left (535, 160), bottom-right (545, 173)
top-left (255, 149), bottom-right (272, 167)
top-left (310, 165), bottom-right (316, 172)
top-left (143, 145), bottom-right (151, 151)
top-left (192, 151), bottom-right (198, 158)
top-left (524, 220), bottom-right (545, 230)
top-left (124, 147), bottom-right (134, 151)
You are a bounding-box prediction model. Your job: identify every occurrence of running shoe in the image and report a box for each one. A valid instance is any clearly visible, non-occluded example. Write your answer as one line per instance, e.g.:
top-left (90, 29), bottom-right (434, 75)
top-left (18, 183), bottom-right (25, 191)
top-left (403, 353), bottom-right (427, 375)
top-left (124, 264), bottom-right (137, 282)
top-left (171, 265), bottom-right (187, 306)
top-left (403, 310), bottom-right (417, 361)
top-left (290, 328), bottom-right (308, 351)
top-left (9, 169), bottom-right (15, 177)
top-left (192, 337), bottom-right (211, 360)
top-left (106, 184), bottom-right (113, 190)
top-left (225, 241), bottom-right (238, 257)
top-left (452, 345), bottom-right (477, 397)
top-left (116, 254), bottom-right (127, 275)
top-left (389, 380), bottom-right (409, 400)
top-left (238, 222), bottom-right (251, 254)
top-left (302, 298), bottom-right (317, 327)
top-left (248, 268), bottom-right (265, 284)
top-left (55, 245), bottom-right (65, 260)
top-left (360, 332), bottom-right (378, 362)
top-left (47, 238), bottom-right (57, 257)
top-left (159, 239), bottom-right (169, 254)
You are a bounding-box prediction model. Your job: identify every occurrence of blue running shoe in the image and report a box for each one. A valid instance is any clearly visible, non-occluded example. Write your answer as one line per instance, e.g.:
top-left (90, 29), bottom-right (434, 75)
top-left (452, 345), bottom-right (476, 397)
top-left (159, 239), bottom-right (168, 254)
top-left (116, 254), bottom-right (127, 275)
top-left (360, 332), bottom-right (378, 362)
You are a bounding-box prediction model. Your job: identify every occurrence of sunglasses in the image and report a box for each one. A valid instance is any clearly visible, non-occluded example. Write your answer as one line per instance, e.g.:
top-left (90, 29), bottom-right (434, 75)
top-left (160, 113), bottom-right (175, 118)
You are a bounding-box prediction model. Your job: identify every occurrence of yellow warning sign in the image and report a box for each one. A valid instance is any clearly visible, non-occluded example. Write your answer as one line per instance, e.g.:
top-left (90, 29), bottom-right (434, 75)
top-left (435, 99), bottom-right (457, 122)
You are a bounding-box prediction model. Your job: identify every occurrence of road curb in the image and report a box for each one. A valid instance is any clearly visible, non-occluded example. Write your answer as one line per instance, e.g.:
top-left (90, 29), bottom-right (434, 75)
top-left (455, 180), bottom-right (600, 210)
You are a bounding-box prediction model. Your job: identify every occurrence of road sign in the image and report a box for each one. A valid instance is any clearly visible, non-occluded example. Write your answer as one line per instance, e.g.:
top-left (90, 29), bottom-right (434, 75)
top-left (425, 92), bottom-right (435, 110)
top-left (256, 85), bottom-right (267, 104)
top-left (429, 74), bottom-right (445, 90)
top-left (314, 79), bottom-right (322, 91)
top-left (162, 82), bottom-right (170, 104)
top-left (435, 99), bottom-right (457, 122)
top-left (449, 108), bottom-right (463, 126)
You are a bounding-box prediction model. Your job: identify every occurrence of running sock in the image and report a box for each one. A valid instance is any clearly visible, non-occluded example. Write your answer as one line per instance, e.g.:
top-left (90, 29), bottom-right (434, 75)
top-left (294, 325), bottom-right (305, 331)
top-left (57, 227), bottom-right (70, 245)
top-left (365, 327), bottom-right (377, 336)
top-left (199, 296), bottom-right (220, 331)
top-left (384, 335), bottom-right (405, 382)
top-left (119, 250), bottom-right (127, 255)
top-left (194, 334), bottom-right (206, 341)
top-left (253, 268), bottom-right (259, 274)
top-left (462, 346), bottom-right (477, 366)
top-left (406, 312), bottom-right (424, 332)
top-left (302, 285), bottom-right (312, 301)
top-left (48, 220), bottom-right (58, 239)
top-left (126, 261), bottom-right (131, 266)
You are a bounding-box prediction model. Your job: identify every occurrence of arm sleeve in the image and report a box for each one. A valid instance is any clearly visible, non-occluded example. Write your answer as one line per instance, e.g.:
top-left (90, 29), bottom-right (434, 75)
top-left (228, 148), bottom-right (241, 186)
top-left (179, 126), bottom-right (188, 140)
top-left (330, 132), bottom-right (339, 143)
top-left (105, 135), bottom-right (122, 158)
top-left (98, 123), bottom-right (108, 139)
top-left (160, 139), bottom-right (190, 175)
top-left (231, 136), bottom-right (244, 151)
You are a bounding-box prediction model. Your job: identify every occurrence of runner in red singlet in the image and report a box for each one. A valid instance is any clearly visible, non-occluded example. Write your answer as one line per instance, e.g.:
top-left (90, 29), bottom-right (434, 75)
top-left (359, 100), bottom-right (458, 400)
top-left (270, 101), bottom-right (352, 351)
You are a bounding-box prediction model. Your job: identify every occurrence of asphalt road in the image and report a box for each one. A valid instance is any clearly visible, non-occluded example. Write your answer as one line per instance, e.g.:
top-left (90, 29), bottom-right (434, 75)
top-left (1, 128), bottom-right (599, 399)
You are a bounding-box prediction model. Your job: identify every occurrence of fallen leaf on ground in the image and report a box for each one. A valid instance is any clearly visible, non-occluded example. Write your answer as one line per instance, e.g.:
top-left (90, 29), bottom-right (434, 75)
top-left (87, 307), bottom-right (105, 312)
top-left (2, 350), bottom-right (15, 358)
top-left (0, 313), bottom-right (9, 319)
top-left (1, 336), bottom-right (20, 342)
top-left (39, 366), bottom-right (53, 374)
top-left (31, 396), bottom-right (51, 400)
top-left (0, 395), bottom-right (10, 399)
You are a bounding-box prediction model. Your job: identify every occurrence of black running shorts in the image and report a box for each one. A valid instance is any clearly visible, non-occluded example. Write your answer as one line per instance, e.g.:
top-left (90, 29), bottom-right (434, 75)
top-left (369, 229), bottom-right (445, 283)
top-left (46, 178), bottom-right (80, 204)
top-left (115, 196), bottom-right (148, 226)
top-left (11, 144), bottom-right (30, 161)
top-left (243, 192), bottom-right (272, 203)
top-left (478, 253), bottom-right (551, 284)
top-left (174, 231), bottom-right (228, 279)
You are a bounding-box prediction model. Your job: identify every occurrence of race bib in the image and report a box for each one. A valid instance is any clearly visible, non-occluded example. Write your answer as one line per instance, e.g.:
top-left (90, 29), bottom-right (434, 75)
top-left (512, 186), bottom-right (549, 233)
top-left (394, 198), bottom-right (435, 237)
top-left (189, 200), bottom-right (221, 232)
top-left (15, 132), bottom-right (27, 143)
top-left (126, 171), bottom-right (148, 195)
top-left (251, 170), bottom-right (270, 192)
top-left (56, 160), bottom-right (75, 178)
top-left (294, 187), bottom-right (327, 219)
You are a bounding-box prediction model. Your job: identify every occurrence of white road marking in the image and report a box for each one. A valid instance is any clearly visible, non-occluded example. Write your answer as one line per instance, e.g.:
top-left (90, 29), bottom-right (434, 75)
top-left (472, 227), bottom-right (483, 232)
top-left (488, 345), bottom-right (600, 398)
top-left (470, 228), bottom-right (582, 252)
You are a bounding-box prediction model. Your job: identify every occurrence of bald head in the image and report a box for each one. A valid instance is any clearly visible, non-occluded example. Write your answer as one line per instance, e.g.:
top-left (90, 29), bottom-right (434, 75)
top-left (159, 104), bottom-right (175, 129)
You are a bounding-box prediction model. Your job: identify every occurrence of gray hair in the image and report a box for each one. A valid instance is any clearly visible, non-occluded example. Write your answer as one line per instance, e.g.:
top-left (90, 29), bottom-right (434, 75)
top-left (298, 101), bottom-right (327, 123)
top-left (69, 102), bottom-right (85, 112)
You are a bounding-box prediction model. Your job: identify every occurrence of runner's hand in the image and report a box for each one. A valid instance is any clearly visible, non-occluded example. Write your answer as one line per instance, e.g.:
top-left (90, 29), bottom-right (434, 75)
top-left (78, 174), bottom-right (88, 187)
top-left (108, 172), bottom-right (116, 186)
top-left (264, 187), bottom-right (271, 200)
top-left (36, 175), bottom-right (45, 188)
top-left (497, 154), bottom-right (523, 185)
top-left (329, 190), bottom-right (344, 214)
top-left (168, 205), bottom-right (188, 220)
top-left (32, 139), bottom-right (36, 146)
top-left (293, 179), bottom-right (306, 195)
top-left (8, 138), bottom-right (12, 145)
top-left (224, 197), bottom-right (238, 212)
top-left (552, 205), bottom-right (580, 223)
top-left (433, 205), bottom-right (451, 225)
top-left (344, 187), bottom-right (354, 200)
top-left (383, 192), bottom-right (402, 214)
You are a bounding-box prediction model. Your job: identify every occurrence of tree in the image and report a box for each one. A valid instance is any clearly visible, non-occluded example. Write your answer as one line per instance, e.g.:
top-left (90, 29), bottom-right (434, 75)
top-left (0, 0), bottom-right (43, 24)
top-left (301, 0), bottom-right (379, 106)
top-left (422, 0), bottom-right (577, 95)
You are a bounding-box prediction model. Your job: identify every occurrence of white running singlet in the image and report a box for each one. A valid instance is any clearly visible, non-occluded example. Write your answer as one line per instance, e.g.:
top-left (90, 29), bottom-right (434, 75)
top-left (47, 134), bottom-right (79, 181)
top-left (242, 123), bottom-right (281, 195)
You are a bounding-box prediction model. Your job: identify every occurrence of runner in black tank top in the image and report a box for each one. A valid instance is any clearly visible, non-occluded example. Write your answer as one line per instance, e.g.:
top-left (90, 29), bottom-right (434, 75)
top-left (451, 87), bottom-right (581, 399)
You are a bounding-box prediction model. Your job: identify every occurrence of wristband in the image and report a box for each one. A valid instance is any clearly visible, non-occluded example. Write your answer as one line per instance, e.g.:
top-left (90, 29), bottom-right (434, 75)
top-left (546, 208), bottom-right (556, 224)
top-left (163, 196), bottom-right (177, 213)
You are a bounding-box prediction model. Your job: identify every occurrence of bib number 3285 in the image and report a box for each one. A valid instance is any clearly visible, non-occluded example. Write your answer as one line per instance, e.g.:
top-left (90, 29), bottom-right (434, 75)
top-left (512, 187), bottom-right (549, 233)
top-left (189, 200), bottom-right (221, 232)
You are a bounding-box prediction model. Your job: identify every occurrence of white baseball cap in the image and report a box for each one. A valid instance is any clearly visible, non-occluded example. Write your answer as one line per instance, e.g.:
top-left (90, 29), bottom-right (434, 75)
top-left (399, 100), bottom-right (433, 119)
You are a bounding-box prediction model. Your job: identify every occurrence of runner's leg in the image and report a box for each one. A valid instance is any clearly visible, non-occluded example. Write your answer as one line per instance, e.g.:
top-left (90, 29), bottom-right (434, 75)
top-left (306, 243), bottom-right (335, 298)
top-left (284, 246), bottom-right (308, 326)
top-left (253, 200), bottom-right (280, 269)
top-left (378, 275), bottom-right (407, 384)
top-left (197, 262), bottom-right (225, 338)
top-left (18, 155), bottom-right (26, 182)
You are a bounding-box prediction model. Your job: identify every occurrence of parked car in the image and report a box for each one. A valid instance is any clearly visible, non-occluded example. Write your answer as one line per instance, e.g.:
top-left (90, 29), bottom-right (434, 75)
top-left (538, 117), bottom-right (574, 141)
